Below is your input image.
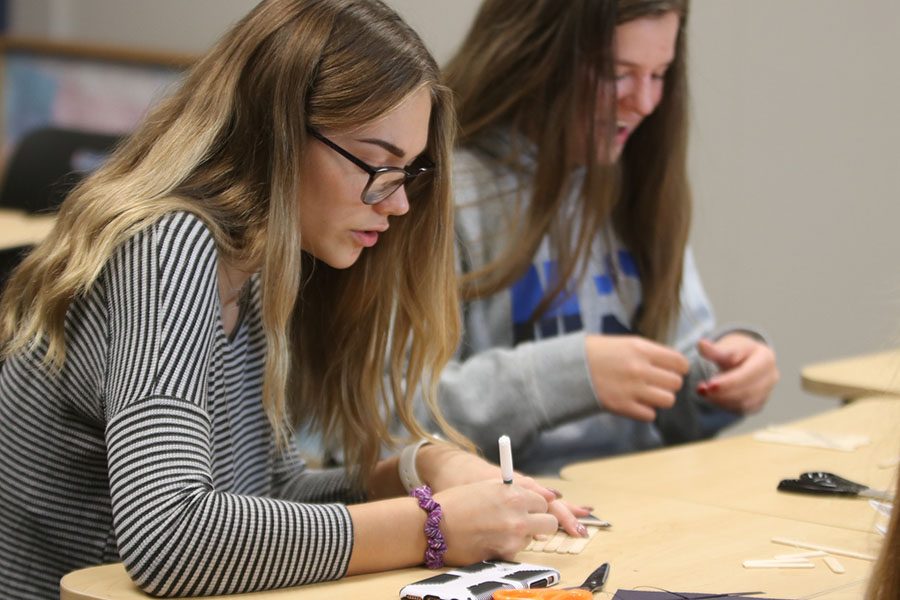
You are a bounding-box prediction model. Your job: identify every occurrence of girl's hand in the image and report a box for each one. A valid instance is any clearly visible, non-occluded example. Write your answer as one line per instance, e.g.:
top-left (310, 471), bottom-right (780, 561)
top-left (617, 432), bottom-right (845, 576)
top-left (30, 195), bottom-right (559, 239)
top-left (696, 335), bottom-right (779, 414)
top-left (585, 334), bottom-right (689, 421)
top-left (435, 481), bottom-right (558, 564)
top-left (416, 444), bottom-right (590, 537)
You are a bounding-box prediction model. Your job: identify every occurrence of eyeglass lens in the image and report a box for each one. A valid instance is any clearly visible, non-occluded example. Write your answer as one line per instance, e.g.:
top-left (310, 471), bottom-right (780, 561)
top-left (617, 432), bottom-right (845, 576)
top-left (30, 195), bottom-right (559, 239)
top-left (365, 171), bottom-right (409, 204)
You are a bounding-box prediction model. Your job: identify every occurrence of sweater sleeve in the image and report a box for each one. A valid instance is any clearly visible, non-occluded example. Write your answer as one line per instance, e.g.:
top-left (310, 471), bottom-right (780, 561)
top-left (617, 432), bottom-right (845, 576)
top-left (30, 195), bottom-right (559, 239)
top-left (270, 445), bottom-right (367, 505)
top-left (102, 212), bottom-right (353, 597)
top-left (655, 248), bottom-right (741, 443)
top-left (431, 333), bottom-right (598, 462)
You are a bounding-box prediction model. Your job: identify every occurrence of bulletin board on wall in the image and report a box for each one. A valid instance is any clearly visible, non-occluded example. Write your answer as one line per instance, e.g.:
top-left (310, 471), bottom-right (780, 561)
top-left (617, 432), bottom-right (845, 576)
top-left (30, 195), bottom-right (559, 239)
top-left (0, 35), bottom-right (195, 167)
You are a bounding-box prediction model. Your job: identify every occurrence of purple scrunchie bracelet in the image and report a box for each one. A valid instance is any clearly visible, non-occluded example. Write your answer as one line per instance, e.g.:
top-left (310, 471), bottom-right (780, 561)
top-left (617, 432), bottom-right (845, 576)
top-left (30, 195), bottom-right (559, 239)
top-left (411, 485), bottom-right (447, 569)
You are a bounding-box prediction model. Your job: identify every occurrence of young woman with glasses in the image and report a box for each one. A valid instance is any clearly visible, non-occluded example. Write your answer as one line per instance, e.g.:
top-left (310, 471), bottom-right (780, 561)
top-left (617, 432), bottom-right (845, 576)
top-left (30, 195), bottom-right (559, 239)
top-left (422, 0), bottom-right (779, 476)
top-left (0, 1), bottom-right (563, 597)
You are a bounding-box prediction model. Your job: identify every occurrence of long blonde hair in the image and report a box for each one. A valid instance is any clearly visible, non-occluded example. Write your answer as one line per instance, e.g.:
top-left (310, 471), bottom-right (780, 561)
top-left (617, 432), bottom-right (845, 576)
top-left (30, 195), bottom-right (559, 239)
top-left (446, 0), bottom-right (690, 341)
top-left (0, 0), bottom-right (461, 479)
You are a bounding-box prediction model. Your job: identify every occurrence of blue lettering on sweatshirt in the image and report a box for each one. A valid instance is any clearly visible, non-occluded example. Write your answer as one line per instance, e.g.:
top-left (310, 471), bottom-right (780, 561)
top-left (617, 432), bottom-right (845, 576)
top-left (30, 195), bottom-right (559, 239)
top-left (511, 252), bottom-right (640, 344)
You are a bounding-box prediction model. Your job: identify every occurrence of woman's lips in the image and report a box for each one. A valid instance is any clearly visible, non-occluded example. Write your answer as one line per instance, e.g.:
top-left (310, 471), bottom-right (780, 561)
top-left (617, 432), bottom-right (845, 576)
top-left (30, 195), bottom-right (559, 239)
top-left (352, 230), bottom-right (379, 247)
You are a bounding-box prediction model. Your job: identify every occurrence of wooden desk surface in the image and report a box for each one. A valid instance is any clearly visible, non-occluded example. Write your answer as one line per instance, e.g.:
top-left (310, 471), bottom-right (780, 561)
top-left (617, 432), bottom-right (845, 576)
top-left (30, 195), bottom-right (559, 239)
top-left (562, 396), bottom-right (900, 534)
top-left (61, 400), bottom-right (895, 600)
top-left (802, 349), bottom-right (900, 399)
top-left (0, 208), bottom-right (55, 251)
top-left (61, 488), bottom-right (880, 599)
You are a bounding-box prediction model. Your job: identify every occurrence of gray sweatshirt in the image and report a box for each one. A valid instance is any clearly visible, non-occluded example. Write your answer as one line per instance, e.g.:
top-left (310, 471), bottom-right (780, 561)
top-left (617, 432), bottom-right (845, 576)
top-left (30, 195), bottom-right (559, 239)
top-left (425, 135), bottom-right (754, 474)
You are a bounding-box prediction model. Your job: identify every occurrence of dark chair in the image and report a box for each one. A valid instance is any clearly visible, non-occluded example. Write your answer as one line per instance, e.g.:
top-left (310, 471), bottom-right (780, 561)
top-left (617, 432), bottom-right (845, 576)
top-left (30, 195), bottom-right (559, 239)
top-left (0, 126), bottom-right (122, 214)
top-left (0, 246), bottom-right (27, 290)
top-left (0, 127), bottom-right (121, 292)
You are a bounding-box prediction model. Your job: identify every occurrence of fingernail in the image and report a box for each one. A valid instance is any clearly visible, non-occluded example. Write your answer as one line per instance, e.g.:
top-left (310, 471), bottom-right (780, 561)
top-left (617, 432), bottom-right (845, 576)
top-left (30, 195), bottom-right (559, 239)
top-left (708, 382), bottom-right (720, 392)
top-left (582, 506), bottom-right (594, 511)
top-left (547, 488), bottom-right (563, 499)
top-left (696, 384), bottom-right (707, 396)
top-left (534, 534), bottom-right (550, 541)
top-left (576, 524), bottom-right (589, 538)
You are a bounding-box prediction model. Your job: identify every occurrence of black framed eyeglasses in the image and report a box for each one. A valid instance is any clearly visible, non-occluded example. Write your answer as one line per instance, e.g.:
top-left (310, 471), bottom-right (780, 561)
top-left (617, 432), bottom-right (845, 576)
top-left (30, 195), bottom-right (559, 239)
top-left (307, 128), bottom-right (435, 205)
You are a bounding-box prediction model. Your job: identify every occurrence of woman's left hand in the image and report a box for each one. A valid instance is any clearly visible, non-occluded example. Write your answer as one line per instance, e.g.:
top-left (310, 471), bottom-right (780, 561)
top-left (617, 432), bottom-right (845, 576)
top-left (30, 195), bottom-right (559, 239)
top-left (416, 443), bottom-right (593, 537)
top-left (696, 334), bottom-right (779, 414)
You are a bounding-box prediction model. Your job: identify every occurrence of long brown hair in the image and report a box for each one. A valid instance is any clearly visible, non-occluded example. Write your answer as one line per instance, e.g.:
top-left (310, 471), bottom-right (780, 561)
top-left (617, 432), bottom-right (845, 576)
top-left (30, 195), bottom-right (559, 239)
top-left (447, 0), bottom-right (690, 341)
top-left (0, 0), bottom-right (461, 479)
top-left (867, 471), bottom-right (900, 599)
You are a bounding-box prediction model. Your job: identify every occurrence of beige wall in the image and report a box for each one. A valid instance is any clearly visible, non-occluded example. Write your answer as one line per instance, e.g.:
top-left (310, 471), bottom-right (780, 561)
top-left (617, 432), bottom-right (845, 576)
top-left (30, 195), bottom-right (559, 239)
top-left (688, 1), bottom-right (900, 432)
top-left (8, 0), bottom-right (480, 60)
top-left (9, 0), bottom-right (900, 432)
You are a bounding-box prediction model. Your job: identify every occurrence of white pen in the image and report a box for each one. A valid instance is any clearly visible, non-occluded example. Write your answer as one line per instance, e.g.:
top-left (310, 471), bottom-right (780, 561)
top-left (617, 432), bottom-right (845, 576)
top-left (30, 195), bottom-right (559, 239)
top-left (498, 435), bottom-right (513, 484)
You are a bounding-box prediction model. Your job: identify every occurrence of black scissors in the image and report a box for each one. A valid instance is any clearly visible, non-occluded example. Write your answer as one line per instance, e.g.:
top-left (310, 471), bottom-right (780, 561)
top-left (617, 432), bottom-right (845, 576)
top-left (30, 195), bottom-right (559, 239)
top-left (777, 471), bottom-right (891, 500)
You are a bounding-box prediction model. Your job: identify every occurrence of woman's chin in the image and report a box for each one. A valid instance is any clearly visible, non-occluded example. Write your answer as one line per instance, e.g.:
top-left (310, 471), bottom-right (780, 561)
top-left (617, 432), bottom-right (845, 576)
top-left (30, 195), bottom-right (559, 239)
top-left (323, 249), bottom-right (363, 270)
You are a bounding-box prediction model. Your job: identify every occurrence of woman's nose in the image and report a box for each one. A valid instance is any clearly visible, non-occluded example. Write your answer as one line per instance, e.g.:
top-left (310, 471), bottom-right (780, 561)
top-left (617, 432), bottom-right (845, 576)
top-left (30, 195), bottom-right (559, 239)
top-left (375, 186), bottom-right (410, 216)
top-left (631, 77), bottom-right (659, 116)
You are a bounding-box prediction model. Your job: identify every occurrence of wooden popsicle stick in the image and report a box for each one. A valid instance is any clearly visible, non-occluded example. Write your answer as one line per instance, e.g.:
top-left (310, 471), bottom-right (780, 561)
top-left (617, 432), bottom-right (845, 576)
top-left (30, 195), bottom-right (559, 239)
top-left (743, 560), bottom-right (814, 569)
top-left (774, 551), bottom-right (828, 560)
top-left (555, 535), bottom-right (580, 554)
top-left (564, 536), bottom-right (592, 555)
top-left (824, 556), bottom-right (846, 574)
top-left (771, 536), bottom-right (878, 561)
top-left (542, 531), bottom-right (568, 552)
top-left (564, 526), bottom-right (599, 554)
top-left (528, 537), bottom-right (549, 552)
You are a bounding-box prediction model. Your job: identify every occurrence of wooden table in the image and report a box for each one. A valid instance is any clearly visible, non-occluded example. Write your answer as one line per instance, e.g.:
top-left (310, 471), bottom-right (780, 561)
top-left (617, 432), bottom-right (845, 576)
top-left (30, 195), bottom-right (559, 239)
top-left (61, 489), bottom-right (880, 600)
top-left (61, 399), bottom-right (896, 600)
top-left (802, 350), bottom-right (900, 400)
top-left (0, 208), bottom-right (55, 250)
top-left (562, 396), bottom-right (900, 534)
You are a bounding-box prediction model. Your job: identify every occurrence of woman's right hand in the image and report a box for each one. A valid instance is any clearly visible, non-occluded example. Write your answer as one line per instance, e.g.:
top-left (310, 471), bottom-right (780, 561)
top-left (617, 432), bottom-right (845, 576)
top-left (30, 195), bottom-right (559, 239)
top-left (435, 480), bottom-right (558, 564)
top-left (584, 334), bottom-right (689, 421)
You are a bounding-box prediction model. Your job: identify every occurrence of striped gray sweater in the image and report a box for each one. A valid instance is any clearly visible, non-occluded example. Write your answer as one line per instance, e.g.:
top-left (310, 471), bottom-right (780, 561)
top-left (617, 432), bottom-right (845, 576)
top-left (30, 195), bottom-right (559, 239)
top-left (0, 212), bottom-right (361, 599)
